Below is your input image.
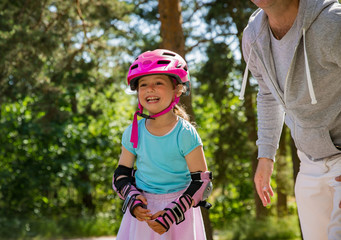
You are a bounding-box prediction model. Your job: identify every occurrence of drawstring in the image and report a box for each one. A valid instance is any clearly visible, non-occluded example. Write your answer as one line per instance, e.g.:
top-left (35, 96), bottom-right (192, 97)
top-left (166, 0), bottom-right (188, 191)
top-left (302, 28), bottom-right (317, 104)
top-left (239, 47), bottom-right (253, 100)
top-left (130, 96), bottom-right (180, 148)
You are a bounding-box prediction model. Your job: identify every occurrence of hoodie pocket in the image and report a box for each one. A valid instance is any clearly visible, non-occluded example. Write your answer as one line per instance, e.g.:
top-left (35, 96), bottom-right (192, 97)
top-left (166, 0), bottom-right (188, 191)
top-left (294, 125), bottom-right (340, 160)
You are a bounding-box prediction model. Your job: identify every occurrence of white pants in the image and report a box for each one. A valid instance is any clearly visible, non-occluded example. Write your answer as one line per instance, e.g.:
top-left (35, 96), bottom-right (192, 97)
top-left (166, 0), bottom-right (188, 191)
top-left (295, 151), bottom-right (341, 240)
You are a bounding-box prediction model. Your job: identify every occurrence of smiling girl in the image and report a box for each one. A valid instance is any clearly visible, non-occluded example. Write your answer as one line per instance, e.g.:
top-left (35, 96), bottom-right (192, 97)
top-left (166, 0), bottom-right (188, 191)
top-left (112, 49), bottom-right (212, 240)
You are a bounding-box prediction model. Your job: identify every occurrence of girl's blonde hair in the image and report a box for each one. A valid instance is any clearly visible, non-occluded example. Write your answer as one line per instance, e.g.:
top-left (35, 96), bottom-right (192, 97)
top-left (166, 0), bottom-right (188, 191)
top-left (173, 80), bottom-right (190, 121)
top-left (174, 104), bottom-right (189, 121)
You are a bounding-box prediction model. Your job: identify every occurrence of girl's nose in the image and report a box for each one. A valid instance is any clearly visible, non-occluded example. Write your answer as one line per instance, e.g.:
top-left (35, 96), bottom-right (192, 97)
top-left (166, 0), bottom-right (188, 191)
top-left (146, 84), bottom-right (155, 92)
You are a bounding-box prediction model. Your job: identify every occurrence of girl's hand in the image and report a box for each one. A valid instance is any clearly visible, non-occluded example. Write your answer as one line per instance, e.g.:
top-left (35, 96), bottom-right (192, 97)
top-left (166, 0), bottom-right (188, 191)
top-left (132, 195), bottom-right (152, 221)
top-left (146, 210), bottom-right (167, 235)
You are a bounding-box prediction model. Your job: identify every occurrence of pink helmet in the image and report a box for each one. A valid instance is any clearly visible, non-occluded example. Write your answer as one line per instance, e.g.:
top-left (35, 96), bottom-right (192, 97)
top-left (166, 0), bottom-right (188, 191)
top-left (127, 49), bottom-right (190, 95)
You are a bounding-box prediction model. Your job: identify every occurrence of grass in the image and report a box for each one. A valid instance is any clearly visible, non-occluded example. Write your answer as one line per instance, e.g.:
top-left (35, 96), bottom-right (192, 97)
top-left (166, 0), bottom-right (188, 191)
top-left (0, 214), bottom-right (301, 240)
top-left (213, 215), bottom-right (301, 240)
top-left (0, 214), bottom-right (120, 240)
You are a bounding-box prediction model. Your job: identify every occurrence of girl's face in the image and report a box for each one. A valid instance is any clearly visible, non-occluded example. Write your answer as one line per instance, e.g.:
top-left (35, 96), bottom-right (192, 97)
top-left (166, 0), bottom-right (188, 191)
top-left (137, 74), bottom-right (181, 115)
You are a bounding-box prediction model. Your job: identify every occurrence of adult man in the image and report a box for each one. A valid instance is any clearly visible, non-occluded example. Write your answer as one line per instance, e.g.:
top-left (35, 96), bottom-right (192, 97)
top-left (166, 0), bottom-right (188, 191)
top-left (240, 0), bottom-right (341, 239)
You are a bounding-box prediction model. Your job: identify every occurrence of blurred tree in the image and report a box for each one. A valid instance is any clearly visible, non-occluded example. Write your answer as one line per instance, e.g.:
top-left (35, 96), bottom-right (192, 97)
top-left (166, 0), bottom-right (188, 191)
top-left (158, 0), bottom-right (195, 121)
top-left (276, 126), bottom-right (291, 217)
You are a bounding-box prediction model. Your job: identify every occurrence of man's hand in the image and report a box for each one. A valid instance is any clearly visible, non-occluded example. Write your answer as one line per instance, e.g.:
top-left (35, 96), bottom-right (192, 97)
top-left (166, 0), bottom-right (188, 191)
top-left (132, 195), bottom-right (152, 221)
top-left (336, 175), bottom-right (341, 208)
top-left (254, 158), bottom-right (274, 206)
top-left (146, 210), bottom-right (167, 235)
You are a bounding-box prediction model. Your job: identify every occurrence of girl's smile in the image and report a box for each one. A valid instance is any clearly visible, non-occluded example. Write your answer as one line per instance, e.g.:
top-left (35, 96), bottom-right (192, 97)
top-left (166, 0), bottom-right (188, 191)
top-left (146, 96), bottom-right (160, 103)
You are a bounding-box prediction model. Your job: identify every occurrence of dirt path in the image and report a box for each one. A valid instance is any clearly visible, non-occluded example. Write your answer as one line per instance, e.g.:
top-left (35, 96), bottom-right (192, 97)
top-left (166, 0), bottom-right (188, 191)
top-left (66, 236), bottom-right (116, 240)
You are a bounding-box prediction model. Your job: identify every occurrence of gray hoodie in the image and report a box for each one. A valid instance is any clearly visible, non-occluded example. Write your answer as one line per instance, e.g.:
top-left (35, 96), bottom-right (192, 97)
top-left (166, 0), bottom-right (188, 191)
top-left (241, 0), bottom-right (341, 161)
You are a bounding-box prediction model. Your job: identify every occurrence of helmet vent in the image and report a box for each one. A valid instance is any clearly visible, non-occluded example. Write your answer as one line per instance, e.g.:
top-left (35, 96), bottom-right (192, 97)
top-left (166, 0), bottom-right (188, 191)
top-left (184, 66), bottom-right (188, 71)
top-left (157, 60), bottom-right (170, 65)
top-left (131, 64), bottom-right (138, 70)
top-left (162, 52), bottom-right (176, 57)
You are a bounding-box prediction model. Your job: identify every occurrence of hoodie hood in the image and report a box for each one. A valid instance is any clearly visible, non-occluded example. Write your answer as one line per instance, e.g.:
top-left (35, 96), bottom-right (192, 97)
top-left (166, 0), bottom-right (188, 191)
top-left (301, 0), bottom-right (337, 29)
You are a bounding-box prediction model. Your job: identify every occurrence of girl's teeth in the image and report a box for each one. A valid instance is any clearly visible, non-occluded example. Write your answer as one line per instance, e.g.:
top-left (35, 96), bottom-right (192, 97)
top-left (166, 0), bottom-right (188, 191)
top-left (147, 97), bottom-right (159, 102)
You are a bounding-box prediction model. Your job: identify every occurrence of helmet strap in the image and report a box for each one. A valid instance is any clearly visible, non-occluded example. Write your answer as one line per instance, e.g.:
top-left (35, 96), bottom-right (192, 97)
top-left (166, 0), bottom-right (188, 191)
top-left (130, 95), bottom-right (180, 148)
top-left (149, 95), bottom-right (180, 118)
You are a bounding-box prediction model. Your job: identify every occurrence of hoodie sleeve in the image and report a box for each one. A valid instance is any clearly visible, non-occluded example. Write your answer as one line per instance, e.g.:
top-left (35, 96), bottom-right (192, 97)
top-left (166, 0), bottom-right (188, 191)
top-left (242, 26), bottom-right (285, 162)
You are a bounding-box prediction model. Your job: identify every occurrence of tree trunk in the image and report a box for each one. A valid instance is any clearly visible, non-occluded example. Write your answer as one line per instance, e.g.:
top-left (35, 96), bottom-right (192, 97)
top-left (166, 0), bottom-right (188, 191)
top-left (291, 137), bottom-right (303, 240)
top-left (158, 0), bottom-right (195, 122)
top-left (276, 125), bottom-right (288, 217)
top-left (200, 207), bottom-right (213, 240)
top-left (70, 91), bottom-right (95, 213)
top-left (79, 169), bottom-right (95, 213)
top-left (290, 138), bottom-right (300, 183)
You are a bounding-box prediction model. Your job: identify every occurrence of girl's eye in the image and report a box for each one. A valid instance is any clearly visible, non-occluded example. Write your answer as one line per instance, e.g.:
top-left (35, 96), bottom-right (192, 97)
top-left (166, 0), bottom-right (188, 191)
top-left (156, 82), bottom-right (163, 85)
top-left (139, 83), bottom-right (147, 87)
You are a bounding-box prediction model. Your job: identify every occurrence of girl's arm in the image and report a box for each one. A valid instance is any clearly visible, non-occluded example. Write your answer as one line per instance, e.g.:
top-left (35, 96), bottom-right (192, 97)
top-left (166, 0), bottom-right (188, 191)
top-left (184, 145), bottom-right (212, 209)
top-left (117, 145), bottom-right (135, 168)
top-left (114, 146), bottom-right (152, 221)
top-left (185, 145), bottom-right (208, 172)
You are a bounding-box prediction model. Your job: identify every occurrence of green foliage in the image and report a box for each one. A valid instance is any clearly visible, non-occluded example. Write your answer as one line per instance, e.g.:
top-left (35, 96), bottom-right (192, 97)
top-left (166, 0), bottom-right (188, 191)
top-left (0, 0), bottom-right (136, 234)
top-left (0, 214), bottom-right (120, 240)
top-left (215, 216), bottom-right (301, 240)
top-left (0, 86), bottom-right (133, 214)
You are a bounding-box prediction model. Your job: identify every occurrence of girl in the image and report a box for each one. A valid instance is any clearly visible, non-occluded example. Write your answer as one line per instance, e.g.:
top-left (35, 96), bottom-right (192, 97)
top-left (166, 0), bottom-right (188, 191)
top-left (112, 49), bottom-right (212, 240)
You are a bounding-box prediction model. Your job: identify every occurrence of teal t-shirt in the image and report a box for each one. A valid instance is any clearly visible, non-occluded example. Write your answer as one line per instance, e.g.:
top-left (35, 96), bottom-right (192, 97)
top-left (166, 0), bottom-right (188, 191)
top-left (122, 117), bottom-right (203, 194)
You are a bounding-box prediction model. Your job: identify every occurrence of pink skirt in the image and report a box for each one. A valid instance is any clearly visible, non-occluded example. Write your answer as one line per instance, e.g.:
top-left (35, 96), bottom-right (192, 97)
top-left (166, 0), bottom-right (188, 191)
top-left (116, 190), bottom-right (207, 240)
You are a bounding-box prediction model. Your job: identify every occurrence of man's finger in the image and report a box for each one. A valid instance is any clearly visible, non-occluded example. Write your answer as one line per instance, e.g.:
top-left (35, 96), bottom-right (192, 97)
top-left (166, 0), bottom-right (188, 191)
top-left (255, 182), bottom-right (267, 206)
top-left (262, 186), bottom-right (270, 201)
